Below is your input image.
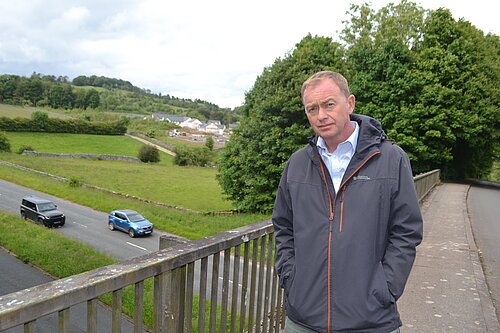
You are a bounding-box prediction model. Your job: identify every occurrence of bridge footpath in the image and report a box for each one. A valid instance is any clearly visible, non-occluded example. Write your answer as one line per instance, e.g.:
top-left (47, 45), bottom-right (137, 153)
top-left (398, 183), bottom-right (500, 332)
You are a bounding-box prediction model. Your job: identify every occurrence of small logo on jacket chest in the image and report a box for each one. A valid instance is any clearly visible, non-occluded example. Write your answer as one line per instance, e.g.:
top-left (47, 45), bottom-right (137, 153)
top-left (353, 175), bottom-right (371, 181)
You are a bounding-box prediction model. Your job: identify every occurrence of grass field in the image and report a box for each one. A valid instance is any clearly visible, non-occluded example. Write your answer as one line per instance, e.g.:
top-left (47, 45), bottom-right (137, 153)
top-left (0, 104), bottom-right (37, 118)
top-left (0, 104), bottom-right (68, 118)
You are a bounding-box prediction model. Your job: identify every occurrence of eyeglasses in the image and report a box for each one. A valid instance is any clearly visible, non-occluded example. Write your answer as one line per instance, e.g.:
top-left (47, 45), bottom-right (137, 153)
top-left (304, 101), bottom-right (336, 115)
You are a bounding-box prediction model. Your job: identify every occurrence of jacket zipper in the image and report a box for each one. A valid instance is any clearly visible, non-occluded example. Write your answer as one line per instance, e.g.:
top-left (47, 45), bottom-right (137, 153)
top-left (316, 150), bottom-right (380, 333)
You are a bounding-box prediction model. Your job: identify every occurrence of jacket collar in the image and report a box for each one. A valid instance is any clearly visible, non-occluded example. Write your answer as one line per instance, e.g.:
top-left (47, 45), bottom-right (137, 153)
top-left (307, 114), bottom-right (386, 169)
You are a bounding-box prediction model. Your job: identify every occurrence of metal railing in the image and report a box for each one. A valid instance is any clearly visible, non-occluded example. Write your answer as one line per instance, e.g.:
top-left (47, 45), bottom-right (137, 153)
top-left (413, 169), bottom-right (440, 203)
top-left (0, 170), bottom-right (440, 333)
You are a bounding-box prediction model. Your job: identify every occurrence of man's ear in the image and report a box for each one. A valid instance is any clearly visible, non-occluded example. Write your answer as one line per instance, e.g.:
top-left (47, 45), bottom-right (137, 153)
top-left (348, 95), bottom-right (355, 114)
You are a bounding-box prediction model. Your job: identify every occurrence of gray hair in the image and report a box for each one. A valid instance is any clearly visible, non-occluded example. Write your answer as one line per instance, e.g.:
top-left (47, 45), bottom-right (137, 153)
top-left (301, 71), bottom-right (351, 102)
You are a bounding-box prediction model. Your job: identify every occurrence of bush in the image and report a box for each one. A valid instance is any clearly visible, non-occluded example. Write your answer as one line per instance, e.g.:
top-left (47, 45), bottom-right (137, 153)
top-left (174, 146), bottom-right (212, 167)
top-left (68, 177), bottom-right (82, 187)
top-left (205, 136), bottom-right (214, 151)
top-left (0, 131), bottom-right (11, 152)
top-left (17, 144), bottom-right (34, 154)
top-left (138, 144), bottom-right (160, 163)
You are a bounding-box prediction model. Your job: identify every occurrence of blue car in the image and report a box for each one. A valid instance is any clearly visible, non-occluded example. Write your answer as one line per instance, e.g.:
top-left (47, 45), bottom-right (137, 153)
top-left (108, 209), bottom-right (153, 238)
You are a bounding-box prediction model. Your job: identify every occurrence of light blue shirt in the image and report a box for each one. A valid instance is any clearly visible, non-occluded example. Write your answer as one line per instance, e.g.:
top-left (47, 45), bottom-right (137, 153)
top-left (316, 121), bottom-right (359, 193)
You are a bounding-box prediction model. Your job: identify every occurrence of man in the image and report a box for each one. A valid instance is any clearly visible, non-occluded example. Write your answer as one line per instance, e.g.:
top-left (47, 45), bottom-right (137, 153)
top-left (273, 71), bottom-right (423, 333)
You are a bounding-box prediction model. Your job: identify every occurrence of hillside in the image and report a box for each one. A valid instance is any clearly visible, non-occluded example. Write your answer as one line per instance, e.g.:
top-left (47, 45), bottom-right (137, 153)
top-left (0, 73), bottom-right (241, 125)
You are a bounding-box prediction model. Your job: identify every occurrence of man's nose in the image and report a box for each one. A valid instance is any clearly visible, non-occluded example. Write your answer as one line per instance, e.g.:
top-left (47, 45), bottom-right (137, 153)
top-left (317, 105), bottom-right (329, 118)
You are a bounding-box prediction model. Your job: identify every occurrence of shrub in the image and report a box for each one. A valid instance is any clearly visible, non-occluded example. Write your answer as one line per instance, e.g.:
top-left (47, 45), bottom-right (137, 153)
top-left (138, 144), bottom-right (160, 163)
top-left (17, 144), bottom-right (34, 154)
top-left (174, 146), bottom-right (212, 167)
top-left (205, 136), bottom-right (214, 151)
top-left (0, 132), bottom-right (11, 152)
top-left (68, 177), bottom-right (82, 187)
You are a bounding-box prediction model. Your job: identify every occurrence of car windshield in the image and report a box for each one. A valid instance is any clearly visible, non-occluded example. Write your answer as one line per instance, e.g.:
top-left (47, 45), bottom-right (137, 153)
top-left (38, 203), bottom-right (56, 212)
top-left (127, 213), bottom-right (145, 222)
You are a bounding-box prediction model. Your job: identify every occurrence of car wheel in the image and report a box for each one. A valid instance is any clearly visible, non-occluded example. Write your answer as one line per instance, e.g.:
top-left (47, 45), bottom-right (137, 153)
top-left (39, 218), bottom-right (48, 227)
top-left (21, 211), bottom-right (26, 219)
top-left (108, 222), bottom-right (115, 231)
top-left (128, 229), bottom-right (136, 238)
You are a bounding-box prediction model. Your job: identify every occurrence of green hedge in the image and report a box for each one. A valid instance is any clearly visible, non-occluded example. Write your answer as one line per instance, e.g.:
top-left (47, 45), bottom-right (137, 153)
top-left (0, 116), bottom-right (126, 135)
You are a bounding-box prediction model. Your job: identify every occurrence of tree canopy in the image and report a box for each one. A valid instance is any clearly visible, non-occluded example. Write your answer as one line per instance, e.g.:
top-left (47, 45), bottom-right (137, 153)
top-left (217, 0), bottom-right (499, 212)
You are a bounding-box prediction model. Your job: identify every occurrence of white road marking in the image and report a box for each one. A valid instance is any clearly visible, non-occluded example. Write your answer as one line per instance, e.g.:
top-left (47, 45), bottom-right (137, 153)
top-left (126, 242), bottom-right (148, 251)
top-left (71, 221), bottom-right (88, 228)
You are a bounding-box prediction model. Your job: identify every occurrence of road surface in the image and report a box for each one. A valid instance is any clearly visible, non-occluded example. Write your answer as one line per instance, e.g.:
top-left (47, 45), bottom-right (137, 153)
top-left (467, 183), bottom-right (500, 321)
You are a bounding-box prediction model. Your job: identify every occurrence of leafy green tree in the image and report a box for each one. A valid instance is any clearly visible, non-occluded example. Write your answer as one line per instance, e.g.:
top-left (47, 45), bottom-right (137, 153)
top-left (205, 136), bottom-right (214, 151)
top-left (31, 111), bottom-right (50, 130)
top-left (86, 89), bottom-right (100, 109)
top-left (0, 131), bottom-right (11, 152)
top-left (20, 79), bottom-right (44, 106)
top-left (342, 2), bottom-right (498, 179)
top-left (217, 35), bottom-right (346, 212)
top-left (138, 145), bottom-right (160, 163)
top-left (48, 84), bottom-right (74, 109)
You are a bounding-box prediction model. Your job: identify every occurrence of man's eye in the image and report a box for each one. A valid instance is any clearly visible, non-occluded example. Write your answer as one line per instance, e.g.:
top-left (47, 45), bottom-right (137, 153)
top-left (325, 102), bottom-right (335, 108)
top-left (306, 106), bottom-right (318, 113)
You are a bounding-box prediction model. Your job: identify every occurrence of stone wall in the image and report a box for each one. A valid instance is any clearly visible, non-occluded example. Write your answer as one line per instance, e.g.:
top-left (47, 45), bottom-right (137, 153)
top-left (21, 150), bottom-right (141, 162)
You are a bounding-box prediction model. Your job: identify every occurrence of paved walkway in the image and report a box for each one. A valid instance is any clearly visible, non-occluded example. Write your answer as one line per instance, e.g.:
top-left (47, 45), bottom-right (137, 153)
top-left (398, 183), bottom-right (500, 332)
top-left (126, 133), bottom-right (176, 156)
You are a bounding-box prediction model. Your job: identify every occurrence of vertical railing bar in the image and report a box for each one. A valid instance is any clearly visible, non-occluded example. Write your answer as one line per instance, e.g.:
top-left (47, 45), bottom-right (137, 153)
top-left (185, 262), bottom-right (195, 333)
top-left (154, 273), bottom-right (164, 333)
top-left (112, 289), bottom-right (122, 333)
top-left (255, 235), bottom-right (268, 333)
top-left (262, 233), bottom-right (273, 333)
top-left (198, 257), bottom-right (208, 333)
top-left (209, 252), bottom-right (221, 333)
top-left (134, 280), bottom-right (144, 333)
top-left (280, 289), bottom-right (286, 330)
top-left (87, 298), bottom-right (98, 333)
top-left (178, 265), bottom-right (187, 333)
top-left (230, 245), bottom-right (241, 333)
top-left (58, 308), bottom-right (69, 333)
top-left (239, 241), bottom-right (250, 333)
top-left (220, 248), bottom-right (231, 333)
top-left (269, 270), bottom-right (278, 332)
top-left (247, 238), bottom-right (259, 333)
top-left (276, 282), bottom-right (284, 331)
top-left (24, 320), bottom-right (35, 333)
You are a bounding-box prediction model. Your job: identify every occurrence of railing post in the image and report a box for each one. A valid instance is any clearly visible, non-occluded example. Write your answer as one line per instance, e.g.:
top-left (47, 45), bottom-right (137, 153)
top-left (164, 267), bottom-right (184, 332)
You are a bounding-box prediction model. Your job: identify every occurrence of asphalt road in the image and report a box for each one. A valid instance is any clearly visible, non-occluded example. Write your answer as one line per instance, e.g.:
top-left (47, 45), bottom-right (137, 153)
top-left (0, 179), bottom-right (167, 261)
top-left (467, 184), bottom-right (500, 321)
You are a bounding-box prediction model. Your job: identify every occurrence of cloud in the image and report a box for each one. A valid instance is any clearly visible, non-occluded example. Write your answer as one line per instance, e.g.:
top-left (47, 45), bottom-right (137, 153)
top-left (0, 0), bottom-right (498, 108)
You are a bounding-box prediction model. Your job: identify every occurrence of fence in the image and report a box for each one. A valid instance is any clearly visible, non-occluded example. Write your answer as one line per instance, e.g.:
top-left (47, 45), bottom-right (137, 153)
top-left (0, 170), bottom-right (440, 332)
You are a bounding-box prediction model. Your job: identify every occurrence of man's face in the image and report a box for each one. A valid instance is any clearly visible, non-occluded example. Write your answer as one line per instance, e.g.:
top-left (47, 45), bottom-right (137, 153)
top-left (303, 78), bottom-right (355, 150)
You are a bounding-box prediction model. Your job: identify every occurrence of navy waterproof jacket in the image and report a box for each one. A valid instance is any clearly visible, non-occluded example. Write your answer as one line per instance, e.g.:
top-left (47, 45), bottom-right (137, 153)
top-left (273, 114), bottom-right (423, 333)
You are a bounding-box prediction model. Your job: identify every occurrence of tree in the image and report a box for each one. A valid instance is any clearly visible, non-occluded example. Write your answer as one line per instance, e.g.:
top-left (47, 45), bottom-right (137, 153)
top-left (205, 136), bottom-right (214, 151)
top-left (138, 145), bottom-right (160, 163)
top-left (341, 2), bottom-right (498, 179)
top-left (31, 111), bottom-right (50, 129)
top-left (20, 79), bottom-right (43, 106)
top-left (86, 89), bottom-right (100, 109)
top-left (217, 35), bottom-right (346, 212)
top-left (0, 131), bottom-right (11, 152)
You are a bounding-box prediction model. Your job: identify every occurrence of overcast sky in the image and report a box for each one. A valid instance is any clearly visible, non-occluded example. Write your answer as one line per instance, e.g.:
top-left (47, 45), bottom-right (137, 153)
top-left (0, 0), bottom-right (498, 109)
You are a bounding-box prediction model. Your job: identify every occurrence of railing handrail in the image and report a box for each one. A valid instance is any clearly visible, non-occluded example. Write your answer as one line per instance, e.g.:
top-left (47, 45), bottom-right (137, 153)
top-left (413, 169), bottom-right (440, 182)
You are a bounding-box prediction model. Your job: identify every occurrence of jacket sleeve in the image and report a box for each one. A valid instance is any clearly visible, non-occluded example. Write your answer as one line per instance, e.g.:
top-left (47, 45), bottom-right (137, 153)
top-left (272, 161), bottom-right (296, 291)
top-left (383, 150), bottom-right (423, 301)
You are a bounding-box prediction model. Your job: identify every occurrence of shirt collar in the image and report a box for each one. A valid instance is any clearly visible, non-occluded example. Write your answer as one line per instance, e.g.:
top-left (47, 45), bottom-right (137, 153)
top-left (316, 121), bottom-right (359, 154)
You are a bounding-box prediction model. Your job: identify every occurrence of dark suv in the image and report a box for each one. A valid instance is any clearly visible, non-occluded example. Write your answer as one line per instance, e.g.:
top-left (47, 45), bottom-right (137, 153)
top-left (20, 196), bottom-right (66, 227)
